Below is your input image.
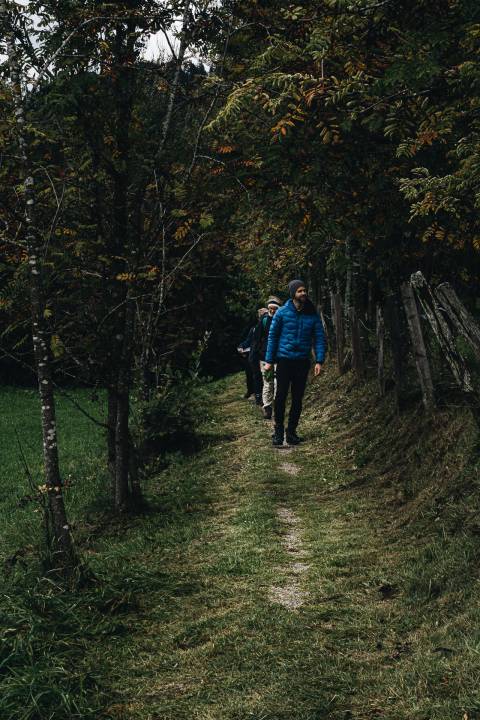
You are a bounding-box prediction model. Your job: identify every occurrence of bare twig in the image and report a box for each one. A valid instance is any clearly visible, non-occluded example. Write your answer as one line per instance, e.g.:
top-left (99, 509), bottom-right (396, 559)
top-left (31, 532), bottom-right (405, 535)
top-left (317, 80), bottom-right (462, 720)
top-left (196, 154), bottom-right (251, 198)
top-left (186, 11), bottom-right (234, 178)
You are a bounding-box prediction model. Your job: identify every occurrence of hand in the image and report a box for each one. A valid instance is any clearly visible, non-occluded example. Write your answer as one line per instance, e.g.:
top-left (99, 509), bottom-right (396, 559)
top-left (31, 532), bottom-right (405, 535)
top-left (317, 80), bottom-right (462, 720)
top-left (314, 363), bottom-right (322, 377)
top-left (264, 362), bottom-right (272, 371)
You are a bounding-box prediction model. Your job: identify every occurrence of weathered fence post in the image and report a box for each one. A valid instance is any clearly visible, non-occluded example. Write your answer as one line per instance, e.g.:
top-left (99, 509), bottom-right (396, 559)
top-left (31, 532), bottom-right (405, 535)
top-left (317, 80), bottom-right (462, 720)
top-left (400, 281), bottom-right (435, 411)
top-left (410, 272), bottom-right (476, 399)
top-left (435, 283), bottom-right (480, 363)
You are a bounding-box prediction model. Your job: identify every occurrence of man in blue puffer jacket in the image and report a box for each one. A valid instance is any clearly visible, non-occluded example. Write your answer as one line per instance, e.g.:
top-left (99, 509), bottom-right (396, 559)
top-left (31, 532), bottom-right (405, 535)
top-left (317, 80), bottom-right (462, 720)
top-left (264, 279), bottom-right (326, 446)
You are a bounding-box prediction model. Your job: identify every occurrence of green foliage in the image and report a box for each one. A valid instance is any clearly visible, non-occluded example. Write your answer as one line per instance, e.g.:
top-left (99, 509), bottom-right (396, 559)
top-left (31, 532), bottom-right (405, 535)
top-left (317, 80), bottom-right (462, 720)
top-left (204, 0), bottom-right (480, 294)
top-left (135, 344), bottom-right (212, 456)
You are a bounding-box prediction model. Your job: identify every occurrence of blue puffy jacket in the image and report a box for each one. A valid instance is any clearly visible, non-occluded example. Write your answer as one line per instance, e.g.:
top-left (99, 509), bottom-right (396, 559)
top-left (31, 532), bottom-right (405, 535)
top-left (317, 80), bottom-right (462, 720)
top-left (265, 299), bottom-right (326, 363)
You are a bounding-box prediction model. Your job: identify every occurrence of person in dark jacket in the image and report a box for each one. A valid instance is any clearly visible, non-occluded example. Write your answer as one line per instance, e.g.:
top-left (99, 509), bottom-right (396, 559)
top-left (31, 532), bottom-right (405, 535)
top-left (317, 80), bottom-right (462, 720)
top-left (249, 307), bottom-right (268, 405)
top-left (264, 280), bottom-right (326, 446)
top-left (253, 295), bottom-right (282, 419)
top-left (237, 327), bottom-right (255, 399)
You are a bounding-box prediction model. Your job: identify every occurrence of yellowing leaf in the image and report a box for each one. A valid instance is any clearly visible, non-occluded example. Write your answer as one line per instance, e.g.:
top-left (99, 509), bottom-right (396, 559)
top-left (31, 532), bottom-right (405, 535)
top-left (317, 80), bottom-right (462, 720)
top-left (51, 334), bottom-right (64, 358)
top-left (174, 220), bottom-right (193, 241)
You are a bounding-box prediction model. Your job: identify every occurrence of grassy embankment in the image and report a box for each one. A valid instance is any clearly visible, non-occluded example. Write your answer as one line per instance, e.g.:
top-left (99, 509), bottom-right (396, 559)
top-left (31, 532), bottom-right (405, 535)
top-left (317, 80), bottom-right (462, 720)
top-left (1, 371), bottom-right (480, 719)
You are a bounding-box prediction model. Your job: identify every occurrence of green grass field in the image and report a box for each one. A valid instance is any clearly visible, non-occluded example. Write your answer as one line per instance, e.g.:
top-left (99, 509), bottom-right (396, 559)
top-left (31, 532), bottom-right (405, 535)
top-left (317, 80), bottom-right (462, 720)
top-left (0, 386), bottom-right (110, 719)
top-left (1, 375), bottom-right (480, 719)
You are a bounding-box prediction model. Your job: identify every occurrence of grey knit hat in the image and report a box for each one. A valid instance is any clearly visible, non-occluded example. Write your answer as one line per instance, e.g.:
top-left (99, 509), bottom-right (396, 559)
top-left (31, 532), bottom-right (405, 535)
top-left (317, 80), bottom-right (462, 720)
top-left (288, 279), bottom-right (306, 298)
top-left (266, 295), bottom-right (282, 307)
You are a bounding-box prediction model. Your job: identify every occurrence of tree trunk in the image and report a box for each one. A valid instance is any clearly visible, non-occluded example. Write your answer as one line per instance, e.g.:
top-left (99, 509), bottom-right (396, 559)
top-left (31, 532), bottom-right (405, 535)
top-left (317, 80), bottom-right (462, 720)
top-left (344, 237), bottom-right (352, 329)
top-left (128, 432), bottom-right (142, 502)
top-left (385, 292), bottom-right (404, 413)
top-left (376, 304), bottom-right (385, 397)
top-left (435, 283), bottom-right (480, 363)
top-left (114, 387), bottom-right (130, 511)
top-left (108, 21), bottom-right (138, 512)
top-left (349, 304), bottom-right (365, 379)
top-left (156, 0), bottom-right (191, 161)
top-left (331, 291), bottom-right (346, 374)
top-left (135, 2), bottom-right (191, 408)
top-left (114, 299), bottom-right (135, 511)
top-left (2, 0), bottom-right (76, 571)
top-left (107, 387), bottom-right (117, 482)
top-left (400, 281), bottom-right (435, 411)
top-left (367, 281), bottom-right (375, 327)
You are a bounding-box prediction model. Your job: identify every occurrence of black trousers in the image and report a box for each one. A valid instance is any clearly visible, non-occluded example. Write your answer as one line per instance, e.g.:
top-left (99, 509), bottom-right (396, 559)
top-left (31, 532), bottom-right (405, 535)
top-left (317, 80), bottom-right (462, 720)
top-left (249, 355), bottom-right (263, 399)
top-left (240, 355), bottom-right (255, 395)
top-left (274, 358), bottom-right (310, 431)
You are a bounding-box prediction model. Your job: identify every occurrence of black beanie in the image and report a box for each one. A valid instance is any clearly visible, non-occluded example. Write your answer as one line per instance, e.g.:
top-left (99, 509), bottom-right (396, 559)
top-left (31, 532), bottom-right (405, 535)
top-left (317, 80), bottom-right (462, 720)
top-left (288, 279), bottom-right (306, 298)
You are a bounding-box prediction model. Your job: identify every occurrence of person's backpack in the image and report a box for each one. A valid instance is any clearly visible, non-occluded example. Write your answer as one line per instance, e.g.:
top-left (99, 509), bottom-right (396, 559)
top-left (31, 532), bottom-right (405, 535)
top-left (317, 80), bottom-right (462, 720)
top-left (258, 314), bottom-right (272, 359)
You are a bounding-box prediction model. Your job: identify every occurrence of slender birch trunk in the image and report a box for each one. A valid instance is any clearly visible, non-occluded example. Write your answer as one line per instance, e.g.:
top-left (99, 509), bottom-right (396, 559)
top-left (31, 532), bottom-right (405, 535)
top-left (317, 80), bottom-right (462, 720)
top-left (156, 0), bottom-right (191, 161)
top-left (2, 0), bottom-right (76, 569)
top-left (137, 1), bottom-right (191, 406)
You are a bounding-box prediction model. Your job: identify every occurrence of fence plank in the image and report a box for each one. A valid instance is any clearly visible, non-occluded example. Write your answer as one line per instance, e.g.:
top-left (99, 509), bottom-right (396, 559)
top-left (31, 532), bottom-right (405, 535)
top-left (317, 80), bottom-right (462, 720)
top-left (410, 272), bottom-right (475, 395)
top-left (400, 281), bottom-right (435, 411)
top-left (435, 283), bottom-right (480, 363)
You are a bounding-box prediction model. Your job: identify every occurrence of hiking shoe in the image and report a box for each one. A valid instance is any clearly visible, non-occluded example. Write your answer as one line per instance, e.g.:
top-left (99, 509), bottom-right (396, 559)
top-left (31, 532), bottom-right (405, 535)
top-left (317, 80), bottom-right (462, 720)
top-left (286, 430), bottom-right (302, 445)
top-left (272, 428), bottom-right (284, 446)
top-left (263, 405), bottom-right (272, 420)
